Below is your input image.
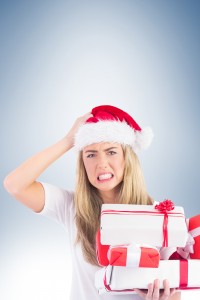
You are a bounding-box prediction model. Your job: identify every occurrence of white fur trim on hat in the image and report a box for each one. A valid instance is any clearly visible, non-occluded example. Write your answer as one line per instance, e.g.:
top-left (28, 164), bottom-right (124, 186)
top-left (74, 120), bottom-right (153, 152)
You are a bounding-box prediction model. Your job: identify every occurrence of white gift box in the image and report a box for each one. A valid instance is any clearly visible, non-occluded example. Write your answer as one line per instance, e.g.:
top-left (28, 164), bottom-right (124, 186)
top-left (95, 267), bottom-right (136, 295)
top-left (95, 260), bottom-right (200, 291)
top-left (101, 203), bottom-right (188, 247)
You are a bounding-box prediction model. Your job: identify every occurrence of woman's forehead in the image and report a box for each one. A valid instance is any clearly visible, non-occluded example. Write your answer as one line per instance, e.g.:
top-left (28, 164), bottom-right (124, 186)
top-left (83, 142), bottom-right (122, 152)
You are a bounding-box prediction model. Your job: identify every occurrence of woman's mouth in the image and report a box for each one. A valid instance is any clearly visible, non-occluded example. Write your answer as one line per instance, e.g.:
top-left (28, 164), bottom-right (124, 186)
top-left (97, 173), bottom-right (114, 181)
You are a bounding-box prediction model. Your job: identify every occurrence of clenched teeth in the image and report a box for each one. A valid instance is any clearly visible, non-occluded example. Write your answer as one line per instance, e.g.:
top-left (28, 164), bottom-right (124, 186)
top-left (98, 173), bottom-right (113, 181)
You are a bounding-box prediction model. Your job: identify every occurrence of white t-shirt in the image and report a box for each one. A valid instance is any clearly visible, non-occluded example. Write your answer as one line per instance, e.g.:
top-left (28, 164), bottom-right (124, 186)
top-left (38, 182), bottom-right (142, 300)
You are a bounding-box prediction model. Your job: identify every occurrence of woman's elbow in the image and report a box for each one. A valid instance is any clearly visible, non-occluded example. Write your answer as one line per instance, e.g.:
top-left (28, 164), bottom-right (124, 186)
top-left (3, 175), bottom-right (20, 196)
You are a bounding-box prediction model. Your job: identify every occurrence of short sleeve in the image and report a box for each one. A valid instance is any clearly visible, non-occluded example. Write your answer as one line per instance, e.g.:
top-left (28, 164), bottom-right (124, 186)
top-left (37, 182), bottom-right (75, 229)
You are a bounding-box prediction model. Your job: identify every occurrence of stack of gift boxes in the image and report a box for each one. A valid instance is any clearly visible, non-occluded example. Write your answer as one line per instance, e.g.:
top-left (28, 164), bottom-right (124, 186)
top-left (95, 200), bottom-right (200, 295)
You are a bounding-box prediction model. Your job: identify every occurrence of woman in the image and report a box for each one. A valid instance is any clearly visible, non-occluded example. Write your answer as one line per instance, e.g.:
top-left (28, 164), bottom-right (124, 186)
top-left (4, 105), bottom-right (181, 300)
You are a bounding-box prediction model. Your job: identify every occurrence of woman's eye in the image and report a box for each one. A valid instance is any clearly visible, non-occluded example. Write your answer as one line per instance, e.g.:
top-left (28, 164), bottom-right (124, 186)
top-left (86, 153), bottom-right (95, 158)
top-left (108, 151), bottom-right (116, 155)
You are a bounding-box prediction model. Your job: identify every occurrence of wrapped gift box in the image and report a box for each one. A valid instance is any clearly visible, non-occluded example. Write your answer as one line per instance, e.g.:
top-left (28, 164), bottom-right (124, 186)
top-left (101, 202), bottom-right (188, 247)
top-left (96, 228), bottom-right (175, 265)
top-left (95, 260), bottom-right (200, 291)
top-left (96, 229), bottom-right (109, 266)
top-left (96, 230), bottom-right (160, 267)
top-left (108, 244), bottom-right (160, 268)
top-left (188, 215), bottom-right (200, 259)
top-left (177, 214), bottom-right (200, 259)
top-left (95, 267), bottom-right (136, 295)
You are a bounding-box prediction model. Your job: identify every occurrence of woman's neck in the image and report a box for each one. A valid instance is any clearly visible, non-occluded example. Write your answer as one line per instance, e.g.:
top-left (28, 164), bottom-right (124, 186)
top-left (99, 188), bottom-right (120, 204)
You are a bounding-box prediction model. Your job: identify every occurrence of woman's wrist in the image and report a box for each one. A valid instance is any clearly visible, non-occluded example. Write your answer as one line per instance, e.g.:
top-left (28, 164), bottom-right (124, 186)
top-left (61, 134), bottom-right (75, 152)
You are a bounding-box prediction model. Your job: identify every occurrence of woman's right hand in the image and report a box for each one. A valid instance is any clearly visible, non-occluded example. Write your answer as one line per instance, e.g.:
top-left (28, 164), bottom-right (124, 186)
top-left (65, 112), bottom-right (93, 148)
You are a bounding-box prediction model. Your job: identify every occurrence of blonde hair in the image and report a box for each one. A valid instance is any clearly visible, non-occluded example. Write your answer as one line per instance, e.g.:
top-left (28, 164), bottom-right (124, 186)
top-left (74, 144), bottom-right (153, 265)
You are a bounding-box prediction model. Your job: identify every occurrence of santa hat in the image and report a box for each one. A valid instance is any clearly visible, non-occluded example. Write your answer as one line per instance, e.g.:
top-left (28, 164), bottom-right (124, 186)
top-left (74, 105), bottom-right (153, 153)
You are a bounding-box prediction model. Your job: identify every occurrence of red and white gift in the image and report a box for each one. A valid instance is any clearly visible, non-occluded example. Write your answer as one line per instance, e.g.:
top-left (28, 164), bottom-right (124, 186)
top-left (96, 229), bottom-right (109, 266)
top-left (96, 230), bottom-right (160, 267)
top-left (177, 214), bottom-right (200, 259)
top-left (95, 260), bottom-right (200, 292)
top-left (95, 244), bottom-right (179, 265)
top-left (108, 244), bottom-right (160, 268)
top-left (100, 200), bottom-right (188, 247)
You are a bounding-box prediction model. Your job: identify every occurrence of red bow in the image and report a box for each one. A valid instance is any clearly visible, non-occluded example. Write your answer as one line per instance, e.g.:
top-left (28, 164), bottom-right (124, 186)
top-left (155, 200), bottom-right (175, 247)
top-left (155, 199), bottom-right (175, 213)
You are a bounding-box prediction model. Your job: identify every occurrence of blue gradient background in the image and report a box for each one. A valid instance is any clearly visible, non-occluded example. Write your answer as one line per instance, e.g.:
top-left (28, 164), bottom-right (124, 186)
top-left (1, 1), bottom-right (200, 299)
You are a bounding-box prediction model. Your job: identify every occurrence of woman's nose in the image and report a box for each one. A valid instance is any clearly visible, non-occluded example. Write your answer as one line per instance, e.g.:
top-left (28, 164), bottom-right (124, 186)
top-left (97, 155), bottom-right (108, 168)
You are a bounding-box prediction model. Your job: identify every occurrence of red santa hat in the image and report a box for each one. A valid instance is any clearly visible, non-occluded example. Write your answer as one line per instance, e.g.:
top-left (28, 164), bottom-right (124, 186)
top-left (74, 105), bottom-right (153, 152)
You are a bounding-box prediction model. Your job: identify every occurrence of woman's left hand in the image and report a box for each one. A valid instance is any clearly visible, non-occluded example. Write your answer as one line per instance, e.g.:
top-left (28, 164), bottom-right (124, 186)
top-left (134, 279), bottom-right (178, 300)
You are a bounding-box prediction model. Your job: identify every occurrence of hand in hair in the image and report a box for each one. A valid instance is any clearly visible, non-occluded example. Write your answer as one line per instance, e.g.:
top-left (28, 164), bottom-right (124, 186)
top-left (66, 112), bottom-right (93, 148)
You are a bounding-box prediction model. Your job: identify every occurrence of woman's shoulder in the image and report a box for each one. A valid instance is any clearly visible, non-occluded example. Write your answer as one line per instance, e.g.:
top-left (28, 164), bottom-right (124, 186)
top-left (40, 181), bottom-right (74, 200)
top-left (37, 181), bottom-right (75, 226)
top-left (38, 181), bottom-right (75, 214)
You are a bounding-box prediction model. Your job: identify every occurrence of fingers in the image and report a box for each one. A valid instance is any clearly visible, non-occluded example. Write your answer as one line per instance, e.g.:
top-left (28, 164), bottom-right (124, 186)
top-left (75, 112), bottom-right (93, 126)
top-left (134, 279), bottom-right (173, 300)
top-left (134, 282), bottom-right (156, 300)
top-left (152, 279), bottom-right (160, 300)
top-left (66, 112), bottom-right (93, 143)
top-left (134, 288), bottom-right (149, 299)
top-left (161, 279), bottom-right (170, 300)
top-left (80, 112), bottom-right (93, 122)
top-left (145, 279), bottom-right (159, 300)
top-left (75, 112), bottom-right (93, 127)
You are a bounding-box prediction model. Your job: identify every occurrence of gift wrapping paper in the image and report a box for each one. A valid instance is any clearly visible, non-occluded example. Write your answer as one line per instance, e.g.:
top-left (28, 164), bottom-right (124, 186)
top-left (101, 203), bottom-right (188, 247)
top-left (96, 229), bottom-right (110, 266)
top-left (177, 214), bottom-right (200, 259)
top-left (108, 244), bottom-right (160, 268)
top-left (95, 260), bottom-right (200, 291)
top-left (187, 215), bottom-right (200, 259)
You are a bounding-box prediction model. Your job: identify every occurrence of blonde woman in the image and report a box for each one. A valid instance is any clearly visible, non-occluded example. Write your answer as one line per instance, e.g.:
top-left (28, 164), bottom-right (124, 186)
top-left (4, 105), bottom-right (181, 300)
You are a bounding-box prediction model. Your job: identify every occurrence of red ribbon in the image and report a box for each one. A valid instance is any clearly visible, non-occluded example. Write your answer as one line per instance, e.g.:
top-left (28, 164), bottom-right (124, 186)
top-left (155, 200), bottom-right (175, 247)
top-left (103, 267), bottom-right (135, 293)
top-left (180, 260), bottom-right (188, 288)
top-left (103, 271), bottom-right (112, 291)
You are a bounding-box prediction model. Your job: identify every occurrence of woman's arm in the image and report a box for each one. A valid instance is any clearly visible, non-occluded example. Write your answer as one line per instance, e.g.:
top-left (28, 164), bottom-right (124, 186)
top-left (3, 112), bottom-right (92, 213)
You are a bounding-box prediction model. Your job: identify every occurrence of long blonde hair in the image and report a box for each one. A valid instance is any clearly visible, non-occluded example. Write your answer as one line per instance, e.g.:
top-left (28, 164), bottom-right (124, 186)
top-left (74, 144), bottom-right (153, 265)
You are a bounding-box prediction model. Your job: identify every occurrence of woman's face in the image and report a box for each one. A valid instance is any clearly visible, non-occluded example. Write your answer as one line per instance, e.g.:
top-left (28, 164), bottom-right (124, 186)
top-left (82, 142), bottom-right (125, 202)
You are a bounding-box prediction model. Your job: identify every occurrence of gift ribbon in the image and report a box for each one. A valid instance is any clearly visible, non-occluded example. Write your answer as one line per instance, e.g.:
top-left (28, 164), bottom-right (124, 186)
top-left (103, 271), bottom-right (112, 292)
top-left (162, 212), bottom-right (169, 247)
top-left (108, 243), bottom-right (159, 268)
top-left (177, 226), bottom-right (200, 259)
top-left (108, 244), bottom-right (141, 268)
top-left (101, 210), bottom-right (182, 217)
top-left (190, 226), bottom-right (200, 239)
top-left (126, 244), bottom-right (141, 268)
top-left (180, 260), bottom-right (188, 288)
top-left (155, 200), bottom-right (175, 247)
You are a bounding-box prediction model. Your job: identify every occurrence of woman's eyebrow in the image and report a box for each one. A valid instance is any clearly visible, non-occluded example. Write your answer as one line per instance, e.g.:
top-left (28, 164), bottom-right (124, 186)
top-left (84, 150), bottom-right (98, 153)
top-left (84, 147), bottom-right (118, 153)
top-left (104, 147), bottom-right (118, 151)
